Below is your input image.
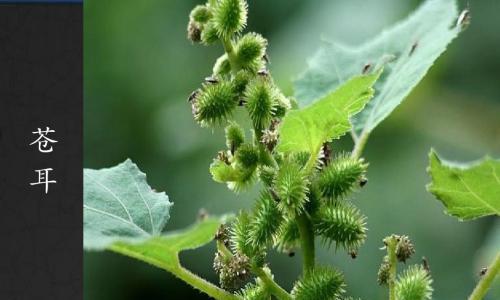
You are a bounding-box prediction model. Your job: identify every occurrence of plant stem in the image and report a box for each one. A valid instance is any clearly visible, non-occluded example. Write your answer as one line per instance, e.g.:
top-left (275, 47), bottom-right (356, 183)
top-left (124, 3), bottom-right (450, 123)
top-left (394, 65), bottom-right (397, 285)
top-left (253, 267), bottom-right (292, 300)
top-left (176, 266), bottom-right (241, 300)
top-left (217, 240), bottom-right (233, 259)
top-left (297, 213), bottom-right (315, 275)
top-left (351, 130), bottom-right (370, 159)
top-left (221, 37), bottom-right (239, 73)
top-left (468, 252), bottom-right (500, 300)
top-left (385, 236), bottom-right (398, 300)
top-left (110, 244), bottom-right (239, 300)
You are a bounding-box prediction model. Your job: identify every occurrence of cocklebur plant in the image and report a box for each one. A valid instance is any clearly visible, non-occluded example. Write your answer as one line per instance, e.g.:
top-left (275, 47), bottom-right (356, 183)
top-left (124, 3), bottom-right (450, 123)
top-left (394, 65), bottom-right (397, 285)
top-left (378, 235), bottom-right (432, 300)
top-left (83, 0), bottom-right (500, 299)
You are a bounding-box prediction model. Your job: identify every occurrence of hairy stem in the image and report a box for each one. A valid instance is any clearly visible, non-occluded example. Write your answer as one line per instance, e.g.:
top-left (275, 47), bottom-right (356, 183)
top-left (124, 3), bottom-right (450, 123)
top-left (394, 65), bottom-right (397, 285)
top-left (221, 37), bottom-right (239, 73)
top-left (385, 236), bottom-right (398, 300)
top-left (110, 245), bottom-right (239, 300)
top-left (253, 267), bottom-right (292, 300)
top-left (297, 213), bottom-right (315, 275)
top-left (468, 252), bottom-right (500, 300)
top-left (351, 130), bottom-right (370, 159)
top-left (176, 266), bottom-right (241, 300)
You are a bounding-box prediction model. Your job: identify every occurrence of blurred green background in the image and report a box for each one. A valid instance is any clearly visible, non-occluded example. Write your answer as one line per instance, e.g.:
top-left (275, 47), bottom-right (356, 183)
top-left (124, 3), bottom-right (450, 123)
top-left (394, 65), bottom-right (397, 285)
top-left (84, 0), bottom-right (500, 299)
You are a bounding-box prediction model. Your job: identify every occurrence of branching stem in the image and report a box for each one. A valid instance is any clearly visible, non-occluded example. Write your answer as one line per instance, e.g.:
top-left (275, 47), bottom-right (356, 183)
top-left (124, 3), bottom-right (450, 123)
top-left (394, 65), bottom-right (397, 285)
top-left (221, 37), bottom-right (239, 73)
top-left (253, 267), bottom-right (292, 300)
top-left (468, 252), bottom-right (500, 300)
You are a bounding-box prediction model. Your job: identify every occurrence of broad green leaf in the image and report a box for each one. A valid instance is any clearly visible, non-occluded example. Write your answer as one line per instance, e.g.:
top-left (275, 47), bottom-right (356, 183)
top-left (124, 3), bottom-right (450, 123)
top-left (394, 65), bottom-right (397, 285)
top-left (84, 159), bottom-right (173, 250)
top-left (295, 0), bottom-right (462, 138)
top-left (83, 160), bottom-right (230, 272)
top-left (427, 150), bottom-right (500, 221)
top-left (277, 72), bottom-right (379, 155)
top-left (109, 216), bottom-right (230, 271)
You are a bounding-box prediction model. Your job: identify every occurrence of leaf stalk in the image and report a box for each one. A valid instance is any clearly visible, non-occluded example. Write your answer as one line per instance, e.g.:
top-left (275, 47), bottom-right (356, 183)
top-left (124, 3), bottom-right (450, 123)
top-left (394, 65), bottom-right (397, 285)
top-left (176, 266), bottom-right (242, 300)
top-left (351, 131), bottom-right (370, 159)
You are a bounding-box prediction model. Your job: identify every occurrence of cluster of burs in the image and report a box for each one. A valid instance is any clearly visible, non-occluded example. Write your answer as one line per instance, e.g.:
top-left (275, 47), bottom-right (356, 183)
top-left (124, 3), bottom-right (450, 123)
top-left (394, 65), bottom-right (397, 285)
top-left (187, 1), bottom-right (432, 299)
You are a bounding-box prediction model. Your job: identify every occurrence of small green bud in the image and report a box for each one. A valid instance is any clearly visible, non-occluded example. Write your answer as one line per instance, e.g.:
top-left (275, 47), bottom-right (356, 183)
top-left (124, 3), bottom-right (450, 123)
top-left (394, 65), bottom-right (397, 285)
top-left (244, 79), bottom-right (277, 131)
top-left (396, 235), bottom-right (415, 263)
top-left (313, 202), bottom-right (367, 251)
top-left (190, 5), bottom-right (212, 24)
top-left (230, 212), bottom-right (253, 255)
top-left (213, 54), bottom-right (231, 76)
top-left (228, 167), bottom-right (257, 192)
top-left (291, 151), bottom-right (310, 169)
top-left (187, 19), bottom-right (202, 43)
top-left (305, 183), bottom-right (322, 215)
top-left (234, 32), bottom-right (267, 72)
top-left (235, 143), bottom-right (259, 169)
top-left (395, 265), bottom-right (433, 300)
top-left (201, 21), bottom-right (220, 45)
top-left (249, 190), bottom-right (283, 247)
top-left (316, 153), bottom-right (367, 200)
top-left (257, 142), bottom-right (275, 166)
top-left (232, 70), bottom-right (252, 95)
top-left (275, 161), bottom-right (309, 215)
top-left (274, 218), bottom-right (300, 252)
top-left (259, 165), bottom-right (276, 187)
top-left (249, 252), bottom-right (266, 269)
top-left (210, 158), bottom-right (242, 183)
top-left (273, 92), bottom-right (291, 118)
top-left (273, 152), bottom-right (284, 165)
top-left (213, 0), bottom-right (247, 38)
top-left (292, 266), bottom-right (346, 300)
top-left (238, 283), bottom-right (269, 300)
top-left (195, 80), bottom-right (237, 126)
top-left (377, 256), bottom-right (391, 286)
top-left (225, 122), bottom-right (245, 153)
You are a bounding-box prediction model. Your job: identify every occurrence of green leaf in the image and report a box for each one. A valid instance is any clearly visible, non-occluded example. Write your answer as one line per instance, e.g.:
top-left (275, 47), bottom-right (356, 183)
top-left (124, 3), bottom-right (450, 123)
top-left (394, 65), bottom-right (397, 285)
top-left (84, 159), bottom-right (173, 250)
top-left (109, 216), bottom-right (229, 271)
top-left (277, 72), bottom-right (379, 155)
top-left (295, 0), bottom-right (462, 138)
top-left (83, 160), bottom-right (235, 298)
top-left (427, 150), bottom-right (500, 221)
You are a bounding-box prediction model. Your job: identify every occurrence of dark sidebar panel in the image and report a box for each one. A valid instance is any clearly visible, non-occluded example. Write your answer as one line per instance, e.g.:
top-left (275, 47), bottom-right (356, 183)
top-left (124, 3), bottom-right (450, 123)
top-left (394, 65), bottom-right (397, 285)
top-left (0, 4), bottom-right (82, 300)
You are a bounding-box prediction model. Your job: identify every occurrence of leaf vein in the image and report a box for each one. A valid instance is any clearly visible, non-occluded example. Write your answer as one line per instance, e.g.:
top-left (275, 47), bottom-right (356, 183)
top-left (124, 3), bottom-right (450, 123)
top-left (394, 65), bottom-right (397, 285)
top-left (84, 172), bottom-right (134, 222)
top-left (84, 204), bottom-right (149, 236)
top-left (129, 173), bottom-right (155, 235)
top-left (458, 176), bottom-right (500, 215)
